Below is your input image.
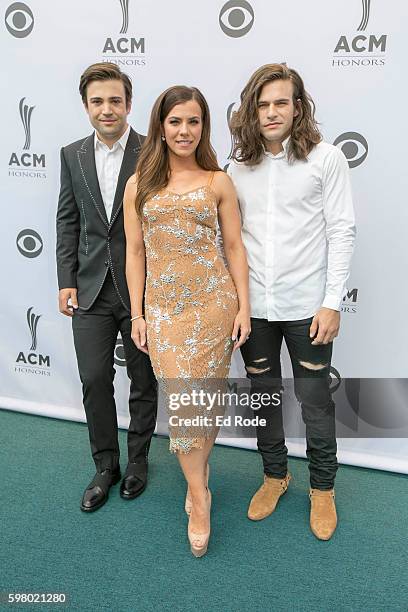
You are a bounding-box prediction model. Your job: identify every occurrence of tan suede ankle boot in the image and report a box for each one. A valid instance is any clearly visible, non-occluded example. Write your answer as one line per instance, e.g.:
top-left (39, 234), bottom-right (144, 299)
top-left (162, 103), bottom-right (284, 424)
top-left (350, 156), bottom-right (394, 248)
top-left (309, 488), bottom-right (337, 540)
top-left (247, 474), bottom-right (291, 521)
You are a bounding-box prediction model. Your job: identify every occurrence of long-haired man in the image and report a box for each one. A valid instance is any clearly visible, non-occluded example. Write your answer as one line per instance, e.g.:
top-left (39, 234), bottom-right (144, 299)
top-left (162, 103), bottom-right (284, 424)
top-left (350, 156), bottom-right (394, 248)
top-left (228, 63), bottom-right (356, 539)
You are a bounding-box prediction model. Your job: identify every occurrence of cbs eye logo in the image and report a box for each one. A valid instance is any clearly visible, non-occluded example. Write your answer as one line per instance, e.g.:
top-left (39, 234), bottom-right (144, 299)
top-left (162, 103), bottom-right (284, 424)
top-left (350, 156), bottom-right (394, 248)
top-left (16, 229), bottom-right (43, 258)
top-left (114, 337), bottom-right (127, 367)
top-left (5, 2), bottom-right (34, 38)
top-left (219, 0), bottom-right (254, 38)
top-left (333, 132), bottom-right (368, 169)
top-left (329, 366), bottom-right (341, 393)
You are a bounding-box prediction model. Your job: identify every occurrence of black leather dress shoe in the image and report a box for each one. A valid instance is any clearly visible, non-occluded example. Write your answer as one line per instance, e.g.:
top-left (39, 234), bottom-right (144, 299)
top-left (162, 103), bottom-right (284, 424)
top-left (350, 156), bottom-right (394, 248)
top-left (120, 461), bottom-right (148, 500)
top-left (80, 468), bottom-right (121, 512)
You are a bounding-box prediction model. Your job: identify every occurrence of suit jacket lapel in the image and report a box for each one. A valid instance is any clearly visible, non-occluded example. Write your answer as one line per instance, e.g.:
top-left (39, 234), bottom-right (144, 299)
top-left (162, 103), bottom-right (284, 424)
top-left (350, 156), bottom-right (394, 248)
top-left (110, 128), bottom-right (142, 226)
top-left (76, 133), bottom-right (109, 227)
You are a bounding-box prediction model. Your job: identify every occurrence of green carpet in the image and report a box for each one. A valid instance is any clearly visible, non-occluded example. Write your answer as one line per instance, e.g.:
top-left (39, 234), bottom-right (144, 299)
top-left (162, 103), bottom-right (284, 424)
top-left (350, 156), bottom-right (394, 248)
top-left (0, 409), bottom-right (407, 612)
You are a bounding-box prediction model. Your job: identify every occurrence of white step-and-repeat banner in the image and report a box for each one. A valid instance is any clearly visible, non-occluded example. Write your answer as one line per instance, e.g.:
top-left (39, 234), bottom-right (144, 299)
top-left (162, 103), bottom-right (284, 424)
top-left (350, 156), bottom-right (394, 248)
top-left (1, 0), bottom-right (407, 473)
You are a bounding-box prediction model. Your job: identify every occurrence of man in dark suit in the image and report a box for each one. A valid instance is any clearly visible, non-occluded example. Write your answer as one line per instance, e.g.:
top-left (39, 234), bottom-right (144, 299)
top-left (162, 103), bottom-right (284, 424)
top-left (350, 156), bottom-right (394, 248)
top-left (56, 63), bottom-right (157, 512)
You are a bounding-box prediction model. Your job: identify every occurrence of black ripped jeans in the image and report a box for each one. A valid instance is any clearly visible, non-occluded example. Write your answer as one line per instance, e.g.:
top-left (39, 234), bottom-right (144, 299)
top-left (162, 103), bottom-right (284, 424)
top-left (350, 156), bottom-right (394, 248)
top-left (240, 317), bottom-right (338, 490)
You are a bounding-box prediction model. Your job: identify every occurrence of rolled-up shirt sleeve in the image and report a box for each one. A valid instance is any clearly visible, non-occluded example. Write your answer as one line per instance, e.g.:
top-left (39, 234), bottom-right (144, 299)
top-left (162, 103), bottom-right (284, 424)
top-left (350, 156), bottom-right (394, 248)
top-left (321, 147), bottom-right (356, 311)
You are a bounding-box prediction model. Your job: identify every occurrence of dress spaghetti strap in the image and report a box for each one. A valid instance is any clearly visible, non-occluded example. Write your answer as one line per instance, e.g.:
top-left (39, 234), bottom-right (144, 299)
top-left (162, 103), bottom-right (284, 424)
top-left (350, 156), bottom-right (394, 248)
top-left (207, 171), bottom-right (216, 187)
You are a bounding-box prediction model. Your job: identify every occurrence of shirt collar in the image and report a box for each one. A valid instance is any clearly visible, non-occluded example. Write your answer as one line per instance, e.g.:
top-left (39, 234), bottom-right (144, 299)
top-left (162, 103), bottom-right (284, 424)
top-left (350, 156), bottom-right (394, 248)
top-left (264, 135), bottom-right (290, 160)
top-left (94, 124), bottom-right (130, 152)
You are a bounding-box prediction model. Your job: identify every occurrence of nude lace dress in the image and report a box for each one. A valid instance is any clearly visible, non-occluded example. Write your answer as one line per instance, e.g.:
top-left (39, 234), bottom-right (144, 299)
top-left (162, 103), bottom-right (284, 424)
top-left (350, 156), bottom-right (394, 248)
top-left (142, 176), bottom-right (238, 453)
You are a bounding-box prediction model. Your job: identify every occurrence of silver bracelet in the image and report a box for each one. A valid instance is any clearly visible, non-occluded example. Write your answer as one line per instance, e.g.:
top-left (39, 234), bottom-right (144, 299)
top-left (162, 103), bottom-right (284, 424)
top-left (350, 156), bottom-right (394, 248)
top-left (130, 314), bottom-right (144, 322)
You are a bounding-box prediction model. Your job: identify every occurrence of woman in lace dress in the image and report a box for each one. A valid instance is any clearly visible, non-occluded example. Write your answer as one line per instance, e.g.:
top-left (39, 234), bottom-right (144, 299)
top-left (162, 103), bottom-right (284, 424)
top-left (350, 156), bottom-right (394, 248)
top-left (124, 86), bottom-right (250, 556)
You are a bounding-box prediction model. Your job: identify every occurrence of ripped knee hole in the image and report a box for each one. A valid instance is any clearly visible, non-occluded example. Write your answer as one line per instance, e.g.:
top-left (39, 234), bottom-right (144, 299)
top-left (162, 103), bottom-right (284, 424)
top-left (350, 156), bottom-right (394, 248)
top-left (246, 357), bottom-right (271, 375)
top-left (299, 360), bottom-right (328, 371)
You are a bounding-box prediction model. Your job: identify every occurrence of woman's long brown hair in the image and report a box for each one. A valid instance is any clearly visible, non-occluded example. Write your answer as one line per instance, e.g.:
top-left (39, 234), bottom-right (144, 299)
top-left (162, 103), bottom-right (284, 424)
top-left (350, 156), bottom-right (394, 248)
top-left (230, 64), bottom-right (322, 165)
top-left (135, 85), bottom-right (220, 216)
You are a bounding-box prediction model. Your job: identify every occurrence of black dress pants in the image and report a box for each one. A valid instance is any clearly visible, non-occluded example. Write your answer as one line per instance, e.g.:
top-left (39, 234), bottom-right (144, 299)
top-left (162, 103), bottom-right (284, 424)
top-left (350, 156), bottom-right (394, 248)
top-left (240, 317), bottom-right (338, 490)
top-left (72, 272), bottom-right (157, 472)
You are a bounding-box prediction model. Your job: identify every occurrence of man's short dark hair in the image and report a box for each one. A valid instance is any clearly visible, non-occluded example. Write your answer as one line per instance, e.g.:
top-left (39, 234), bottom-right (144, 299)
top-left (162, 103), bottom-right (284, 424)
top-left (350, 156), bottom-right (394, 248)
top-left (79, 62), bottom-right (132, 106)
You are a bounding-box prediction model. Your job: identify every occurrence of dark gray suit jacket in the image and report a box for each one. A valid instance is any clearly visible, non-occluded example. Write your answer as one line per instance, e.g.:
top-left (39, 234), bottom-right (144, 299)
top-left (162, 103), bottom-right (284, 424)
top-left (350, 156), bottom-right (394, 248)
top-left (56, 128), bottom-right (144, 311)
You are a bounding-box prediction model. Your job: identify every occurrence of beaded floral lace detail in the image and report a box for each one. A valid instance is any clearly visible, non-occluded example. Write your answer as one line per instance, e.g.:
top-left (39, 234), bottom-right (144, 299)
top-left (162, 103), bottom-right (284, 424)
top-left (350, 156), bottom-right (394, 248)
top-left (142, 186), bottom-right (238, 453)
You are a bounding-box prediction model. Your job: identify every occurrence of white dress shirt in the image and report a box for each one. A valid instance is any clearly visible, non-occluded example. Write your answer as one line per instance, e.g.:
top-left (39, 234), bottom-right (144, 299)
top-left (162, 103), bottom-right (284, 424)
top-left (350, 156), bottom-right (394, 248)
top-left (228, 139), bottom-right (356, 321)
top-left (94, 125), bottom-right (130, 221)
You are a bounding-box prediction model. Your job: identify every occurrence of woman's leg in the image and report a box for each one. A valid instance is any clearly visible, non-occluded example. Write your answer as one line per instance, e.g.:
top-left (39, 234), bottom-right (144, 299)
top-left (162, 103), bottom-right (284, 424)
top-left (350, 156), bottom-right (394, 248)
top-left (177, 435), bottom-right (217, 536)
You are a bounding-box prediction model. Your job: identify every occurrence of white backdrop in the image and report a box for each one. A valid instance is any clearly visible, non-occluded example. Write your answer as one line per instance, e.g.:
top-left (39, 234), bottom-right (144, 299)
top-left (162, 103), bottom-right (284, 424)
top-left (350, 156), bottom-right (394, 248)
top-left (1, 0), bottom-right (407, 473)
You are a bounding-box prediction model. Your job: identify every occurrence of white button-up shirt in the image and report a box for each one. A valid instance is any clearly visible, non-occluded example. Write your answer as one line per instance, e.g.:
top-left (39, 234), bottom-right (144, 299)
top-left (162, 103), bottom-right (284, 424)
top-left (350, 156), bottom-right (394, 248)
top-left (228, 139), bottom-right (356, 321)
top-left (94, 125), bottom-right (130, 221)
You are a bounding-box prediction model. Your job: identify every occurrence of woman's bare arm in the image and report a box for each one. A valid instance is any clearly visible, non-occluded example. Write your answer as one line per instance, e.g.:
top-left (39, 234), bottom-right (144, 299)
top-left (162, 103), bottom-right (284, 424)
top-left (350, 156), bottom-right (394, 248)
top-left (215, 172), bottom-right (251, 349)
top-left (123, 176), bottom-right (148, 353)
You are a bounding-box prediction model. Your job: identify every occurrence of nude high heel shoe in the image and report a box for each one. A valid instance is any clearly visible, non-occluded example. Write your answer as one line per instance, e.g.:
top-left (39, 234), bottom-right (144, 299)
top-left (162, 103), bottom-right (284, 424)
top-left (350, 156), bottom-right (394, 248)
top-left (188, 488), bottom-right (212, 558)
top-left (185, 464), bottom-right (210, 515)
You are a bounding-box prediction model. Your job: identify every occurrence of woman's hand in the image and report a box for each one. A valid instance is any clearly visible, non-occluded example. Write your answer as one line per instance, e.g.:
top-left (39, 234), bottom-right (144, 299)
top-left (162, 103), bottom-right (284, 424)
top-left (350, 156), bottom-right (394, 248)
top-left (131, 317), bottom-right (149, 354)
top-left (231, 309), bottom-right (251, 351)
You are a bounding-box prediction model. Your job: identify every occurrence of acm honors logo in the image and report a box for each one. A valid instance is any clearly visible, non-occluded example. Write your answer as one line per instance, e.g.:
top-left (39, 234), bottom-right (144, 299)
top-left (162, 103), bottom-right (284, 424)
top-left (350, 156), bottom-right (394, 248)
top-left (15, 307), bottom-right (51, 376)
top-left (341, 288), bottom-right (359, 314)
top-left (8, 98), bottom-right (46, 179)
top-left (102, 0), bottom-right (146, 67)
top-left (332, 0), bottom-right (387, 67)
top-left (223, 101), bottom-right (240, 171)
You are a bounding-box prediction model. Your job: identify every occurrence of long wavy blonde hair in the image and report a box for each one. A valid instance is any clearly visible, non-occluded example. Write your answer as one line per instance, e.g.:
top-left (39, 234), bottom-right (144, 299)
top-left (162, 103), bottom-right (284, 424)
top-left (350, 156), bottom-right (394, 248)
top-left (135, 85), bottom-right (220, 216)
top-left (230, 64), bottom-right (322, 165)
